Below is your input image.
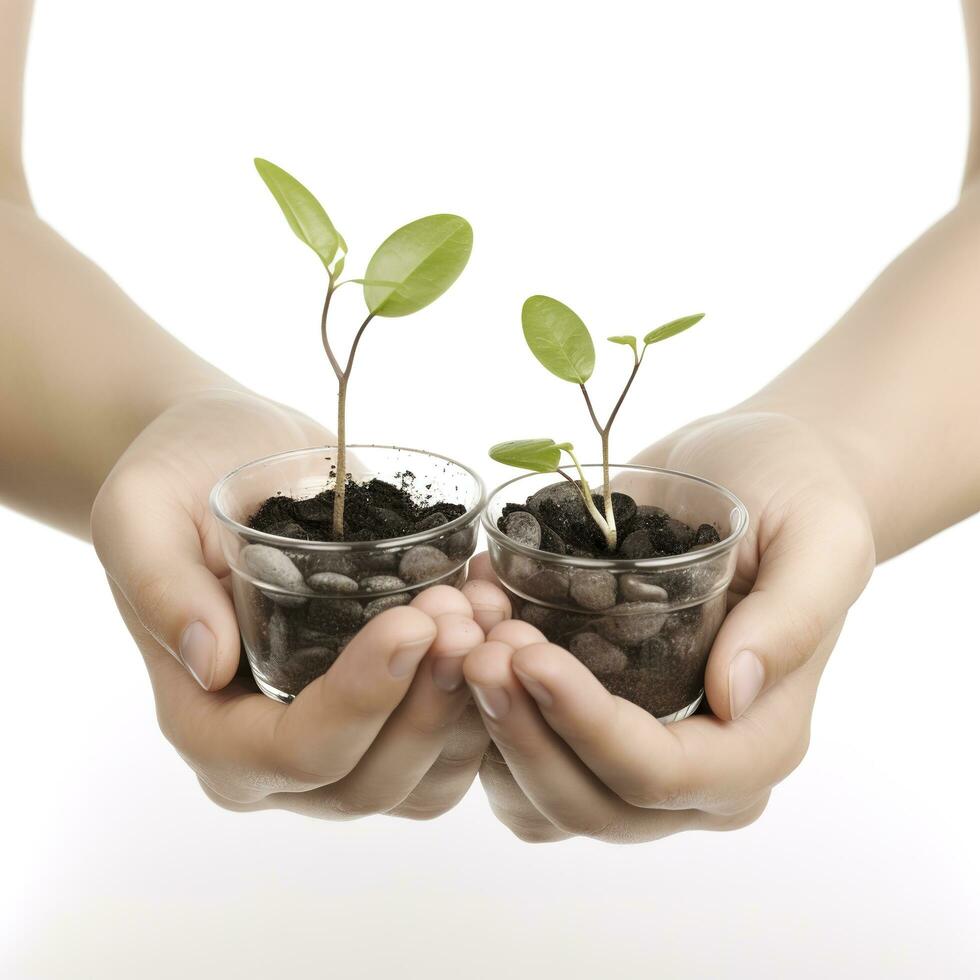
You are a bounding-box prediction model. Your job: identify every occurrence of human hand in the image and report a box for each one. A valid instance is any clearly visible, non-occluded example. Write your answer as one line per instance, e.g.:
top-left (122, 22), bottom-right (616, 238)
top-left (464, 411), bottom-right (875, 842)
top-left (91, 387), bottom-right (511, 818)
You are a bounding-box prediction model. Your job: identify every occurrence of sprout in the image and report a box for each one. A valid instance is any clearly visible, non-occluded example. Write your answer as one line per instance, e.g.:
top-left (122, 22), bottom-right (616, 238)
top-left (255, 158), bottom-right (472, 537)
top-left (490, 296), bottom-right (704, 551)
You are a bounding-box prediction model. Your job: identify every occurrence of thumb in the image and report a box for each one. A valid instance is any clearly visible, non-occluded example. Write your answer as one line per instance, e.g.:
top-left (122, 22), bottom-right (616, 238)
top-left (92, 477), bottom-right (241, 691)
top-left (704, 502), bottom-right (874, 721)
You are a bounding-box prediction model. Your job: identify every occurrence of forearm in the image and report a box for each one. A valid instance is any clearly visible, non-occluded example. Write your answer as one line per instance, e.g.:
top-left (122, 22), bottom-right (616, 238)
top-left (743, 182), bottom-right (980, 561)
top-left (0, 197), bottom-right (237, 538)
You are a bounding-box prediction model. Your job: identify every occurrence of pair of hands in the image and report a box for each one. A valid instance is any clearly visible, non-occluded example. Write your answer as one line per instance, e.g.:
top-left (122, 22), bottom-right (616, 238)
top-left (91, 388), bottom-right (875, 842)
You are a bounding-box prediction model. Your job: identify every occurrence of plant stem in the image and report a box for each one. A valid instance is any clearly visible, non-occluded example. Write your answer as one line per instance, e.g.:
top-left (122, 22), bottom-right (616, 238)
top-left (333, 376), bottom-right (348, 537)
top-left (561, 449), bottom-right (615, 550)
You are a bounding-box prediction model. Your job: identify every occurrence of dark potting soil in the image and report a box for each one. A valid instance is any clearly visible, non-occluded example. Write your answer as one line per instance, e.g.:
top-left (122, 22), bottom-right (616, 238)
top-left (249, 472), bottom-right (466, 542)
top-left (497, 481), bottom-right (721, 559)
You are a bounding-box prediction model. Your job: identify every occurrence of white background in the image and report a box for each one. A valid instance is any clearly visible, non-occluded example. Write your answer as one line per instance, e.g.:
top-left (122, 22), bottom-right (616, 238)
top-left (3, 1), bottom-right (979, 976)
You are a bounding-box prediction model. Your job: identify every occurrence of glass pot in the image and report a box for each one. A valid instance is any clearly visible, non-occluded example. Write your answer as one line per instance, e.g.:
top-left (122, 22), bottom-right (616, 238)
top-left (210, 445), bottom-right (486, 702)
top-left (483, 465), bottom-right (748, 722)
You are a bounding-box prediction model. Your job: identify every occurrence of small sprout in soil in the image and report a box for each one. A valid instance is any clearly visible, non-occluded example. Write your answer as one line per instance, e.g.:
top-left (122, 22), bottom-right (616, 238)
top-left (254, 157), bottom-right (473, 537)
top-left (490, 296), bottom-right (703, 551)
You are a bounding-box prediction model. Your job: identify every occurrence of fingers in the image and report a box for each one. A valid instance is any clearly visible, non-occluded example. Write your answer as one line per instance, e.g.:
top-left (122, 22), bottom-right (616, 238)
top-left (92, 474), bottom-right (241, 690)
top-left (461, 578), bottom-right (511, 634)
top-left (509, 639), bottom-right (819, 814)
top-left (261, 610), bottom-right (486, 818)
top-left (704, 500), bottom-right (874, 720)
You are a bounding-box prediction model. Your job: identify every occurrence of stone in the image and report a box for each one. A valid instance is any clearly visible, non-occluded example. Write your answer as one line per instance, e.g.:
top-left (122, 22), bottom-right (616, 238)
top-left (281, 645), bottom-right (338, 687)
top-left (265, 520), bottom-right (309, 540)
top-left (636, 504), bottom-right (668, 520)
top-left (415, 512), bottom-right (449, 532)
top-left (359, 575), bottom-right (407, 594)
top-left (241, 544), bottom-right (309, 607)
top-left (291, 495), bottom-right (333, 523)
top-left (306, 571), bottom-right (359, 595)
top-left (526, 480), bottom-right (586, 516)
top-left (569, 568), bottom-right (618, 610)
top-left (518, 603), bottom-right (589, 640)
top-left (399, 545), bottom-right (455, 585)
top-left (306, 598), bottom-right (364, 634)
top-left (619, 529), bottom-right (655, 559)
top-left (445, 528), bottom-right (475, 559)
top-left (502, 511), bottom-right (542, 549)
top-left (693, 523), bottom-right (721, 547)
top-left (524, 567), bottom-right (570, 602)
top-left (268, 609), bottom-right (290, 664)
top-left (357, 551), bottom-right (400, 575)
top-left (539, 524), bottom-right (567, 555)
top-left (363, 594), bottom-right (411, 620)
top-left (596, 602), bottom-right (667, 646)
top-left (301, 553), bottom-right (358, 579)
top-left (570, 632), bottom-right (629, 674)
top-left (610, 492), bottom-right (638, 529)
top-left (619, 573), bottom-right (670, 603)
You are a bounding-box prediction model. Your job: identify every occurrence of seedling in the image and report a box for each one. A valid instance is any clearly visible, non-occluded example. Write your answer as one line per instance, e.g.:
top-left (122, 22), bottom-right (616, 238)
top-left (489, 295), bottom-right (703, 551)
top-left (255, 158), bottom-right (472, 537)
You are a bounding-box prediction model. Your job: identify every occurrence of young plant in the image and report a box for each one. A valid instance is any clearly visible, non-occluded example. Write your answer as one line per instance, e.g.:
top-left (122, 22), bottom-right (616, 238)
top-left (255, 158), bottom-right (472, 537)
top-left (489, 295), bottom-right (703, 551)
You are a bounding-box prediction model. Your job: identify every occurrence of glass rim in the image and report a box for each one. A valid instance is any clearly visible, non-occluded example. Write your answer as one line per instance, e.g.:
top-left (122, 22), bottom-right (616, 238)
top-left (482, 463), bottom-right (749, 570)
top-left (209, 444), bottom-right (487, 552)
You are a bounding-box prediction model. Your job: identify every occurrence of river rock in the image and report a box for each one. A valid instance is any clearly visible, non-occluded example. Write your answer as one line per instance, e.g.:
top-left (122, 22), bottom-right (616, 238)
top-left (359, 575), bottom-right (407, 594)
top-left (570, 632), bottom-right (628, 673)
top-left (306, 571), bottom-right (359, 595)
top-left (619, 530), bottom-right (655, 559)
top-left (242, 544), bottom-right (309, 607)
top-left (399, 545), bottom-right (456, 585)
top-left (363, 594), bottom-right (411, 621)
top-left (307, 597), bottom-right (364, 633)
top-left (596, 602), bottom-right (667, 645)
top-left (619, 574), bottom-right (669, 603)
top-left (569, 569), bottom-right (617, 610)
top-left (524, 567), bottom-right (570, 602)
top-left (502, 511), bottom-right (542, 549)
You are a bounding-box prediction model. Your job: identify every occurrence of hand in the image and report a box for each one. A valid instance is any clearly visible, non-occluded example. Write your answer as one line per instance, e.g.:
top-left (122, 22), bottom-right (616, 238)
top-left (464, 411), bottom-right (876, 842)
top-left (91, 387), bottom-right (511, 819)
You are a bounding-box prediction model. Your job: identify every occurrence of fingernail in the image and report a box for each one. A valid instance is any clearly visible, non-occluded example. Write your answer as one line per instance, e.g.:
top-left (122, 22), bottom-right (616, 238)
top-left (432, 655), bottom-right (466, 693)
top-left (512, 666), bottom-right (553, 708)
top-left (180, 621), bottom-right (216, 690)
top-left (389, 636), bottom-right (433, 678)
top-left (729, 650), bottom-right (765, 719)
top-left (471, 684), bottom-right (511, 721)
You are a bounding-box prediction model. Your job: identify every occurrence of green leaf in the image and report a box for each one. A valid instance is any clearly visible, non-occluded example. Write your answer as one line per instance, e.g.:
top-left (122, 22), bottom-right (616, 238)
top-left (345, 278), bottom-right (405, 290)
top-left (332, 255), bottom-right (346, 279)
top-left (521, 295), bottom-right (595, 384)
top-left (254, 158), bottom-right (344, 270)
top-left (489, 438), bottom-right (565, 473)
top-left (643, 313), bottom-right (705, 346)
top-left (608, 335), bottom-right (638, 356)
top-left (363, 214), bottom-right (473, 317)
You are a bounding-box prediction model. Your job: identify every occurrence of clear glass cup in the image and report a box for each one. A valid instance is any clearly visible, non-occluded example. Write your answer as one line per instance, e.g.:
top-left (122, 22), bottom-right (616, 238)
top-left (210, 445), bottom-right (486, 702)
top-left (483, 465), bottom-right (748, 722)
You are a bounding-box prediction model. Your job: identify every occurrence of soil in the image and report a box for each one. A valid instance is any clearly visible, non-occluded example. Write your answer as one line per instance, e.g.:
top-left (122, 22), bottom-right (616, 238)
top-left (249, 471), bottom-right (466, 542)
top-left (496, 481), bottom-right (726, 720)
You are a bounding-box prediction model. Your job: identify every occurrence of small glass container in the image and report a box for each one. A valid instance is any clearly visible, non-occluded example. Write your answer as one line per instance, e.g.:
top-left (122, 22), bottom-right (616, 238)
top-left (211, 445), bottom-right (486, 702)
top-left (483, 465), bottom-right (748, 722)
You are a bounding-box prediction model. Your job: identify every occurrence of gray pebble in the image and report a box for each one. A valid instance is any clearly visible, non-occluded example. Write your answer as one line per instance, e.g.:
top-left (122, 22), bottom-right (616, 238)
top-left (636, 504), bottom-right (668, 520)
top-left (363, 593), bottom-right (411, 621)
top-left (359, 575), bottom-right (407, 594)
top-left (445, 528), bottom-right (476, 560)
top-left (597, 602), bottom-right (667, 646)
top-left (358, 551), bottom-right (401, 575)
top-left (268, 609), bottom-right (290, 664)
top-left (242, 544), bottom-right (309, 607)
top-left (619, 574), bottom-right (670, 603)
top-left (524, 567), bottom-right (570, 602)
top-left (539, 523), bottom-right (567, 555)
top-left (306, 571), bottom-right (359, 595)
top-left (415, 512), bottom-right (449, 531)
top-left (502, 511), bottom-right (542, 549)
top-left (307, 597), bottom-right (364, 633)
top-left (570, 632), bottom-right (629, 674)
top-left (618, 530), bottom-right (655, 560)
top-left (527, 480), bottom-right (589, 516)
top-left (569, 568), bottom-right (618, 611)
top-left (399, 545), bottom-right (455, 585)
top-left (302, 553), bottom-right (358, 579)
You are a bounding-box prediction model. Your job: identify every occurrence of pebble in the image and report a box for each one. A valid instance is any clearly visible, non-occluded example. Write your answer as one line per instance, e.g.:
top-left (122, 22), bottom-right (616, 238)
top-left (526, 480), bottom-right (586, 515)
top-left (569, 568), bottom-right (618, 610)
top-left (265, 520), bottom-right (309, 540)
top-left (292, 496), bottom-right (333, 523)
top-left (399, 545), bottom-right (456, 585)
top-left (694, 523), bottom-right (721, 547)
top-left (619, 529), bottom-right (655, 559)
top-left (359, 575), bottom-right (407, 594)
top-left (363, 594), bottom-right (411, 620)
top-left (610, 492), bottom-right (638, 528)
top-left (359, 551), bottom-right (401, 574)
top-left (502, 511), bottom-right (543, 549)
top-left (539, 524), bottom-right (567, 555)
top-left (307, 597), bottom-right (364, 633)
top-left (268, 609), bottom-right (290, 663)
top-left (281, 646), bottom-right (336, 684)
top-left (619, 574), bottom-right (670, 603)
top-left (242, 544), bottom-right (309, 607)
top-left (306, 571), bottom-right (359, 595)
top-left (303, 553), bottom-right (358, 579)
top-left (445, 528), bottom-right (475, 559)
top-left (524, 567), bottom-right (570, 602)
top-left (570, 632), bottom-right (629, 673)
top-left (596, 602), bottom-right (667, 646)
top-left (415, 512), bottom-right (449, 531)
top-left (636, 504), bottom-right (668, 520)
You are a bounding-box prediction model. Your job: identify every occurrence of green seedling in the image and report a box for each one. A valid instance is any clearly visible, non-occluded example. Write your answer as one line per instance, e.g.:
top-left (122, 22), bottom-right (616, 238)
top-left (255, 158), bottom-right (472, 537)
top-left (490, 295), bottom-right (703, 551)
